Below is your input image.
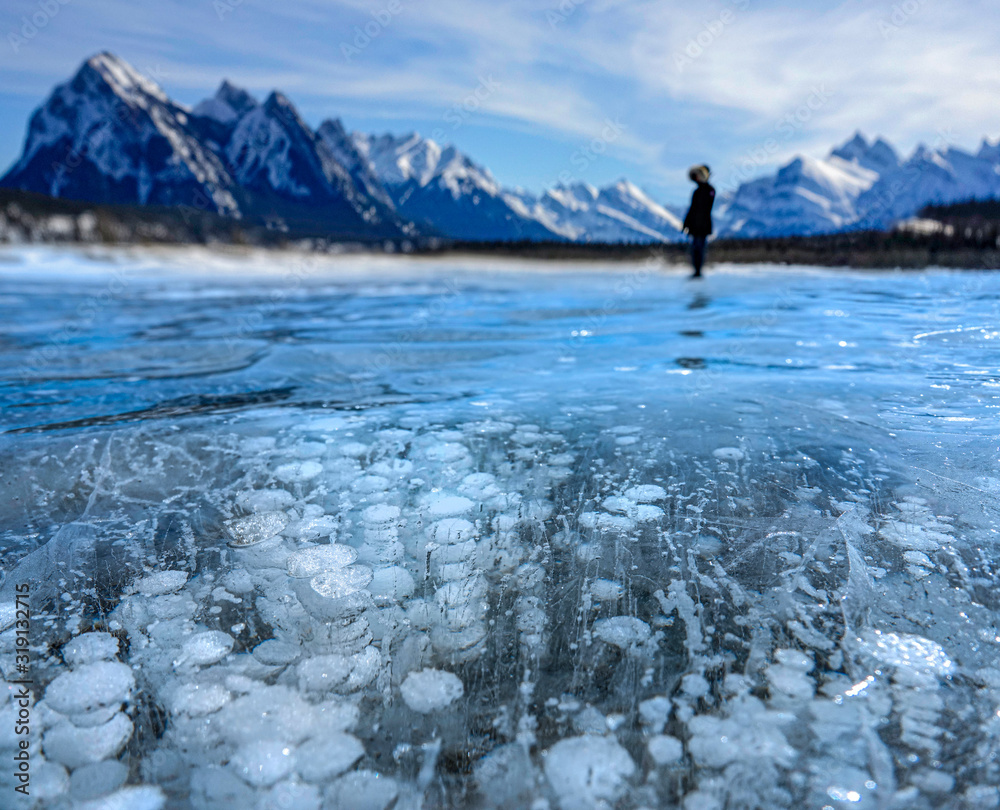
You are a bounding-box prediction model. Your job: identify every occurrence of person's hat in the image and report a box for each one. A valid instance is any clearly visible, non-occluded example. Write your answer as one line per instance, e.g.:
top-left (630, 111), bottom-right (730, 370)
top-left (688, 164), bottom-right (711, 183)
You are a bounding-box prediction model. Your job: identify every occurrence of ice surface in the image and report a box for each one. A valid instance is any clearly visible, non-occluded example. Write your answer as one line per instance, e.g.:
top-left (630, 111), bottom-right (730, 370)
top-left (3, 252), bottom-right (1000, 808)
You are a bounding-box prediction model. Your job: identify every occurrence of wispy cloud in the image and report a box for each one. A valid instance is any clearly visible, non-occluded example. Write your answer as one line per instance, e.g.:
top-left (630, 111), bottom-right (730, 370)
top-left (0, 0), bottom-right (997, 202)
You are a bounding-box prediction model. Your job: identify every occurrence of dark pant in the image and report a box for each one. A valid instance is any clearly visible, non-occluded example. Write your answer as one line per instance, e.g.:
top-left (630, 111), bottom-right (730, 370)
top-left (690, 236), bottom-right (707, 277)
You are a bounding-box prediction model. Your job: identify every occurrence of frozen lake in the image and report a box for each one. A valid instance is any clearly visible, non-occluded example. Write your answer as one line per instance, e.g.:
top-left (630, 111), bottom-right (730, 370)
top-left (1, 247), bottom-right (999, 809)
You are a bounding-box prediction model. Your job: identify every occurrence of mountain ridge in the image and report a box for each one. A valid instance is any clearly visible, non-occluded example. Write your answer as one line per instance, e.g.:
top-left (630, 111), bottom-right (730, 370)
top-left (3, 53), bottom-right (999, 243)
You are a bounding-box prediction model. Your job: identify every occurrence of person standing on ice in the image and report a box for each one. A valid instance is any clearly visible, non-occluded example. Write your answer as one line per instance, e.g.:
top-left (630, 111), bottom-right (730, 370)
top-left (682, 164), bottom-right (715, 278)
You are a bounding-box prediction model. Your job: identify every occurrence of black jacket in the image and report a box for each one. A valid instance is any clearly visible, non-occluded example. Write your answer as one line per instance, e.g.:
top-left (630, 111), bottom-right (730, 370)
top-left (683, 182), bottom-right (715, 237)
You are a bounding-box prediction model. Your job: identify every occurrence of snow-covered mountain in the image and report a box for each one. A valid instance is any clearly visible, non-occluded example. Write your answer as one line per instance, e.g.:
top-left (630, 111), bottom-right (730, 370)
top-left (718, 132), bottom-right (1000, 236)
top-left (1, 54), bottom-right (407, 239)
top-left (7, 54), bottom-right (999, 244)
top-left (350, 131), bottom-right (685, 242)
top-left (221, 90), bottom-right (406, 234)
top-left (504, 181), bottom-right (684, 243)
top-left (192, 79), bottom-right (258, 125)
top-left (1, 52), bottom-right (240, 216)
top-left (316, 119), bottom-right (396, 213)
top-left (854, 144), bottom-right (1000, 229)
top-left (351, 131), bottom-right (560, 241)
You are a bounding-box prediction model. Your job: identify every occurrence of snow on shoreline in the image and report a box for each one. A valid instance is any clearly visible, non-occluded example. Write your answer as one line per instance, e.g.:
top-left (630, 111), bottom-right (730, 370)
top-left (1, 243), bottom-right (968, 282)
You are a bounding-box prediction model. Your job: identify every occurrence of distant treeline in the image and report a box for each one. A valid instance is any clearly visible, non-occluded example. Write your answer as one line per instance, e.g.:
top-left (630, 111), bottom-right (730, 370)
top-left (2, 187), bottom-right (999, 269)
top-left (0, 188), bottom-right (405, 251)
top-left (919, 198), bottom-right (1000, 246)
top-left (424, 227), bottom-right (1000, 269)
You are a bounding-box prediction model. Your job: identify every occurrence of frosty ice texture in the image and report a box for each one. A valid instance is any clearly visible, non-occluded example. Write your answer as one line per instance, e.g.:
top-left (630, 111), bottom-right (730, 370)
top-left (0, 253), bottom-right (998, 808)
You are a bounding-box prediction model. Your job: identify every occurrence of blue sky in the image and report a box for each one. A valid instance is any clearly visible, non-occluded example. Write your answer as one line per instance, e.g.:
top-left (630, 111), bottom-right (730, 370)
top-left (2, 0), bottom-right (998, 205)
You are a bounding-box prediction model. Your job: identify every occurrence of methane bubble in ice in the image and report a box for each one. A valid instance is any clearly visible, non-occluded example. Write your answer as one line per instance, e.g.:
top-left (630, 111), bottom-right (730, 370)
top-left (230, 740), bottom-right (296, 787)
top-left (544, 736), bottom-right (636, 808)
top-left (169, 683), bottom-right (231, 717)
top-left (274, 460), bottom-right (323, 482)
top-left (592, 616), bottom-right (652, 649)
top-left (134, 570), bottom-right (188, 596)
top-left (648, 735), bottom-right (683, 765)
top-left (310, 566), bottom-right (374, 599)
top-left (287, 544), bottom-right (358, 577)
top-left (45, 662), bottom-right (134, 717)
top-left (224, 511), bottom-right (288, 547)
top-left (588, 579), bottom-right (623, 601)
top-left (400, 668), bottom-right (464, 713)
top-left (624, 484), bottom-right (666, 502)
top-left (174, 631), bottom-right (234, 666)
top-left (6, 258), bottom-right (999, 808)
top-left (856, 629), bottom-right (955, 676)
top-left (61, 632), bottom-right (120, 666)
top-left (424, 494), bottom-right (474, 517)
top-left (296, 733), bottom-right (365, 781)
